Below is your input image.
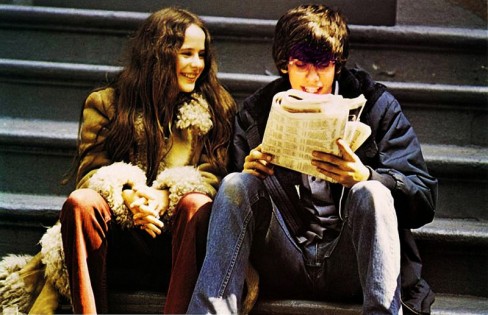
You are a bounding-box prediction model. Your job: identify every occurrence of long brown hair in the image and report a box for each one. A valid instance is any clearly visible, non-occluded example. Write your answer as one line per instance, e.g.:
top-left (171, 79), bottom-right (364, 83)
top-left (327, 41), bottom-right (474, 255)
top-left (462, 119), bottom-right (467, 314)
top-left (67, 7), bottom-right (235, 185)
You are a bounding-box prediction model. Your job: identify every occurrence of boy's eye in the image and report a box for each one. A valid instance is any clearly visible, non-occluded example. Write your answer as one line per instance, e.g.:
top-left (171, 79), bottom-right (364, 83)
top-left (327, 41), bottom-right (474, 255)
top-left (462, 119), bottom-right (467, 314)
top-left (294, 61), bottom-right (308, 68)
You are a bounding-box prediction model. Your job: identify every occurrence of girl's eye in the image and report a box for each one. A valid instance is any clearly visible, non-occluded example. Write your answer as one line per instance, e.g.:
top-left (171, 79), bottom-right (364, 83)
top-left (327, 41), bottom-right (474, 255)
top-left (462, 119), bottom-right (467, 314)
top-left (295, 61), bottom-right (308, 69)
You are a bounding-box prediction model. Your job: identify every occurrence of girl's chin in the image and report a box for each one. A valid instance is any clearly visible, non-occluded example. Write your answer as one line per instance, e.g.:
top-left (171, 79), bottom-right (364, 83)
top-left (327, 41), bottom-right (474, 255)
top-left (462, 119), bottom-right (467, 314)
top-left (178, 82), bottom-right (196, 93)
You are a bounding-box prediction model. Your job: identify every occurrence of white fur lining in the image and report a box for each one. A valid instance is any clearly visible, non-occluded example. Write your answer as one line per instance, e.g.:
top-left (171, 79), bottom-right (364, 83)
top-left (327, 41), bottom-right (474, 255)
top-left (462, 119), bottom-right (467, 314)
top-left (152, 166), bottom-right (210, 221)
top-left (87, 162), bottom-right (147, 229)
top-left (175, 93), bottom-right (213, 136)
top-left (0, 254), bottom-right (34, 312)
top-left (40, 222), bottom-right (70, 300)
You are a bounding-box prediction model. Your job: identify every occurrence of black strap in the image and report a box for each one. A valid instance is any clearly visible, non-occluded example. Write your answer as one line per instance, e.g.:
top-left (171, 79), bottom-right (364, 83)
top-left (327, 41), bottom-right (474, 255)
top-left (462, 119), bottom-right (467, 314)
top-left (247, 124), bottom-right (306, 237)
top-left (263, 172), bottom-right (306, 236)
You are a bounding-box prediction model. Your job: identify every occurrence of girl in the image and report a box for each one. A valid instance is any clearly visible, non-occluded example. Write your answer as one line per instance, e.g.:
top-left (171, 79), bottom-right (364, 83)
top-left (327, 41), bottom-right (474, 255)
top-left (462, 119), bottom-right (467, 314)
top-left (61, 7), bottom-right (236, 314)
top-left (0, 7), bottom-right (235, 314)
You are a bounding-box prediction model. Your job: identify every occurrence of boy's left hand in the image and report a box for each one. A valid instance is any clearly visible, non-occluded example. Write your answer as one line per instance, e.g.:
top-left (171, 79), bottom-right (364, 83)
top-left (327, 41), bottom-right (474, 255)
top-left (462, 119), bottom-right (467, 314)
top-left (312, 138), bottom-right (370, 187)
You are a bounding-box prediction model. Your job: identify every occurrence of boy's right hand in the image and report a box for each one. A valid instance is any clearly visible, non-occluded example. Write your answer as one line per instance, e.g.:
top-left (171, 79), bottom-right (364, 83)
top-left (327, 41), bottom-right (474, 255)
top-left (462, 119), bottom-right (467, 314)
top-left (243, 144), bottom-right (274, 180)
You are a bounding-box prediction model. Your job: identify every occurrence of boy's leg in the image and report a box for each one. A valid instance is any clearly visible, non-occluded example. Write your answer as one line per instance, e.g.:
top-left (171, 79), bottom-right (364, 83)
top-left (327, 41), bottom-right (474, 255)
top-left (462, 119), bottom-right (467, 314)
top-left (329, 181), bottom-right (402, 314)
top-left (187, 173), bottom-right (309, 314)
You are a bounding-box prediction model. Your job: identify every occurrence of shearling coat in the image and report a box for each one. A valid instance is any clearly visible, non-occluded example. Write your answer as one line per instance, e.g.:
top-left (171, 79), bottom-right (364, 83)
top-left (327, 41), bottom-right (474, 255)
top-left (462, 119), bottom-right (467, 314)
top-left (77, 88), bottom-right (221, 228)
top-left (0, 88), bottom-right (223, 314)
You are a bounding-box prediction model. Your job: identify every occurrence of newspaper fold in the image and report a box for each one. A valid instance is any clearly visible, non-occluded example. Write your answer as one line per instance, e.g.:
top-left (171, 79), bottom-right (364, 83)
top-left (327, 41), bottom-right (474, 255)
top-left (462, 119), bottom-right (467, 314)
top-left (261, 89), bottom-right (370, 182)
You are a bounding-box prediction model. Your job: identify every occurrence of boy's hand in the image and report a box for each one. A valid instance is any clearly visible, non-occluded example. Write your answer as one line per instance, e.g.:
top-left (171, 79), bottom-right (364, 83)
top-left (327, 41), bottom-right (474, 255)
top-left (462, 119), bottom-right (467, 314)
top-left (243, 144), bottom-right (274, 180)
top-left (312, 139), bottom-right (370, 187)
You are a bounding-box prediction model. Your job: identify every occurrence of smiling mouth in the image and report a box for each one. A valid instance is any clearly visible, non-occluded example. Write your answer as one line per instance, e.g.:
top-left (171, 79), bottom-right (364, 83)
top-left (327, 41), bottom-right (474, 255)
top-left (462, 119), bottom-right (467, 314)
top-left (302, 86), bottom-right (322, 94)
top-left (182, 73), bottom-right (199, 80)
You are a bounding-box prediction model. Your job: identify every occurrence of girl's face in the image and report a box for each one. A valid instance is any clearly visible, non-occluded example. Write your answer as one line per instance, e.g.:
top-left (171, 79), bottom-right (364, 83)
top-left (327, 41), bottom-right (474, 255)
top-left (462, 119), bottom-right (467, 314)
top-left (285, 58), bottom-right (336, 95)
top-left (176, 24), bottom-right (206, 93)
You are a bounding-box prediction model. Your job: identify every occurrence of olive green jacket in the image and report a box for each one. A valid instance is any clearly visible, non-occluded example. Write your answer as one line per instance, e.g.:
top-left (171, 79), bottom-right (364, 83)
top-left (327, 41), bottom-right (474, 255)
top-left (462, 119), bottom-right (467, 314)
top-left (77, 88), bottom-right (221, 228)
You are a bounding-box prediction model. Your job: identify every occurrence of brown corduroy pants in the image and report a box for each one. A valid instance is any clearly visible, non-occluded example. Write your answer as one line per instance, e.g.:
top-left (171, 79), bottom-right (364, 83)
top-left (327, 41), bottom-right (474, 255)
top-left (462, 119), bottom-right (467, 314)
top-left (60, 188), bottom-right (211, 314)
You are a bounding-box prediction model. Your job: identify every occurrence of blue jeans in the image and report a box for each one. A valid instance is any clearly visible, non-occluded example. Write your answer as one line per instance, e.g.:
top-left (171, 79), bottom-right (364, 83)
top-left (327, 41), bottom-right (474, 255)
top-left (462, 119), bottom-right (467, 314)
top-left (187, 172), bottom-right (402, 314)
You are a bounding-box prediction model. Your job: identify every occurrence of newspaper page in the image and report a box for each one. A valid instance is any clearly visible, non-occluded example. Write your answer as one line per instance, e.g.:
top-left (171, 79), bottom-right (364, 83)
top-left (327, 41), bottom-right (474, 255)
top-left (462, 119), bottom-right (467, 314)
top-left (261, 89), bottom-right (370, 182)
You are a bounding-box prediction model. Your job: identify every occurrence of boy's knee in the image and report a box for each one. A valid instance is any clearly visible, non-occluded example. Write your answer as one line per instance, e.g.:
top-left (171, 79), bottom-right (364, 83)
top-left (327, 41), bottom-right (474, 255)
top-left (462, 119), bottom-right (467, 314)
top-left (349, 181), bottom-right (392, 204)
top-left (346, 181), bottom-right (396, 221)
top-left (220, 172), bottom-right (264, 195)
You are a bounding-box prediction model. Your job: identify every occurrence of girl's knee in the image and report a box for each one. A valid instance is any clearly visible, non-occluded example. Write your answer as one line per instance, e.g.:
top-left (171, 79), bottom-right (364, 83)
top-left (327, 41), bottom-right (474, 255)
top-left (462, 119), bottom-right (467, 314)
top-left (61, 189), bottom-right (109, 222)
top-left (174, 193), bottom-right (212, 222)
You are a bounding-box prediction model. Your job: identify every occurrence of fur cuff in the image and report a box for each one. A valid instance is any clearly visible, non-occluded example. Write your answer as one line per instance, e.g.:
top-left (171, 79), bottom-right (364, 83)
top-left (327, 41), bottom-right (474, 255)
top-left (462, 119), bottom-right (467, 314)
top-left (152, 166), bottom-right (210, 221)
top-left (88, 162), bottom-right (147, 229)
top-left (40, 222), bottom-right (70, 300)
top-left (0, 254), bottom-right (34, 312)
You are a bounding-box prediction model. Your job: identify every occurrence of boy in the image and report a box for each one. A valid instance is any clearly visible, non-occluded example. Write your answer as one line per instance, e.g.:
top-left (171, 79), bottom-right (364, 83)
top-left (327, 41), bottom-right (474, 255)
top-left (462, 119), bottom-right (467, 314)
top-left (187, 4), bottom-right (437, 314)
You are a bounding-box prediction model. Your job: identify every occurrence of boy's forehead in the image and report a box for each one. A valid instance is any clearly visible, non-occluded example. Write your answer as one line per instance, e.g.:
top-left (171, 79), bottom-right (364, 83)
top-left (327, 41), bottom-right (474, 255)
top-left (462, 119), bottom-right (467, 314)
top-left (289, 42), bottom-right (335, 63)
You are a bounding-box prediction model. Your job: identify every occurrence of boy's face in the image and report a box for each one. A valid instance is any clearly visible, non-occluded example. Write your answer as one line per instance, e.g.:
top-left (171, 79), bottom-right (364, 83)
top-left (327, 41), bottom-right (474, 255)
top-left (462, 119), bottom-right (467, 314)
top-left (286, 58), bottom-right (335, 94)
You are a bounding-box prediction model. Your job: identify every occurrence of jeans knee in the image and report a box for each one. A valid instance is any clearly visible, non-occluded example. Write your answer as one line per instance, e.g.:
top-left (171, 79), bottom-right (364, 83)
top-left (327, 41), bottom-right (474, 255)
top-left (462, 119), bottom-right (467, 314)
top-left (219, 173), bottom-right (264, 203)
top-left (215, 172), bottom-right (271, 222)
top-left (350, 180), bottom-right (391, 203)
top-left (346, 181), bottom-right (396, 222)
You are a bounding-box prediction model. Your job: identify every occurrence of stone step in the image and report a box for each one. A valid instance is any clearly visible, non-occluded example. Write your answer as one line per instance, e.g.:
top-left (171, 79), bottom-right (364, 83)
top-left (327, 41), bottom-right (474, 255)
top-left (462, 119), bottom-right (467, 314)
top-left (396, 0), bottom-right (487, 29)
top-left (1, 59), bottom-right (487, 146)
top-left (1, 0), bottom-right (399, 25)
top-left (1, 116), bottom-right (487, 219)
top-left (1, 190), bottom-right (487, 297)
top-left (0, 5), bottom-right (486, 85)
top-left (4, 0), bottom-right (487, 29)
top-left (57, 291), bottom-right (488, 314)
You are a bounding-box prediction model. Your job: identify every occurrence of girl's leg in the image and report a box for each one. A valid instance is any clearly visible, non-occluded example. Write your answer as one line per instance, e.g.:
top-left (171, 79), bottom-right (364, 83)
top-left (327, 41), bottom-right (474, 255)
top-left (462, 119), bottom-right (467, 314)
top-left (60, 188), bottom-right (113, 314)
top-left (164, 192), bottom-right (212, 314)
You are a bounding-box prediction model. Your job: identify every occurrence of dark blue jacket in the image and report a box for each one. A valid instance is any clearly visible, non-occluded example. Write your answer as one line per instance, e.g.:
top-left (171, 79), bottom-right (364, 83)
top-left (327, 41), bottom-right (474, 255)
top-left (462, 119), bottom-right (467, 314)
top-left (231, 69), bottom-right (437, 229)
top-left (230, 68), bottom-right (438, 313)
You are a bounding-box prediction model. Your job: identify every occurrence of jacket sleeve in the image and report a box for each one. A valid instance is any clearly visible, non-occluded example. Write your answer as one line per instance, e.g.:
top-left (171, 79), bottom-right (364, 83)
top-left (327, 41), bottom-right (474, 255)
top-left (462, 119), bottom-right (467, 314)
top-left (75, 90), bottom-right (147, 229)
top-left (76, 90), bottom-right (114, 188)
top-left (371, 92), bottom-right (437, 228)
top-left (229, 111), bottom-right (252, 172)
top-left (151, 154), bottom-right (219, 221)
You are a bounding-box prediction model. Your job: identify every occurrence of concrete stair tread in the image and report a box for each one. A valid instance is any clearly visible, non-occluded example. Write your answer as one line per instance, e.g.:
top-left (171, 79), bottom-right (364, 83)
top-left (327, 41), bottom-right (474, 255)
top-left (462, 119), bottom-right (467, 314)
top-left (1, 5), bottom-right (487, 86)
top-left (0, 191), bottom-right (486, 241)
top-left (101, 291), bottom-right (488, 314)
top-left (1, 116), bottom-right (487, 163)
top-left (2, 109), bottom-right (488, 150)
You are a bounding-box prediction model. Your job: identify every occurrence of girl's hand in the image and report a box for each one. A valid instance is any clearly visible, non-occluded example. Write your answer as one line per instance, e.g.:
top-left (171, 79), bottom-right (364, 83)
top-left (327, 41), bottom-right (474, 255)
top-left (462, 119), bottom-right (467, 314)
top-left (243, 144), bottom-right (274, 180)
top-left (311, 138), bottom-right (370, 188)
top-left (132, 185), bottom-right (169, 217)
top-left (122, 185), bottom-right (167, 238)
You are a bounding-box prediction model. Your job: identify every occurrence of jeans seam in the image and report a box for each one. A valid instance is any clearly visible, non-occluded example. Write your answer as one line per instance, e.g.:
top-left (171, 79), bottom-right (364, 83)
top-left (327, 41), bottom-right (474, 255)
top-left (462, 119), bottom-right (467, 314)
top-left (217, 203), bottom-right (254, 298)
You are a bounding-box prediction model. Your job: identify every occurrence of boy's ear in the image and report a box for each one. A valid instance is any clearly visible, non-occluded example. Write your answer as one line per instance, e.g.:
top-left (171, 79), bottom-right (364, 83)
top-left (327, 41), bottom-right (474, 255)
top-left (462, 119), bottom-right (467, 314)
top-left (280, 68), bottom-right (288, 74)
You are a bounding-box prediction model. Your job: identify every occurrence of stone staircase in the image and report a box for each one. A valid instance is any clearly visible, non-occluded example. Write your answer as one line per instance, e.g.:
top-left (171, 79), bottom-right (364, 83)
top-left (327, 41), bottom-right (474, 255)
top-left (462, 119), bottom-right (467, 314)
top-left (0, 0), bottom-right (487, 313)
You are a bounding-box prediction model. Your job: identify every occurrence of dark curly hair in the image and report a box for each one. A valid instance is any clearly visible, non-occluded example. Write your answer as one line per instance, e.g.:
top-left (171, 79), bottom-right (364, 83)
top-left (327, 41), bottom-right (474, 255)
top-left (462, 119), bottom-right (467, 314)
top-left (272, 4), bottom-right (350, 77)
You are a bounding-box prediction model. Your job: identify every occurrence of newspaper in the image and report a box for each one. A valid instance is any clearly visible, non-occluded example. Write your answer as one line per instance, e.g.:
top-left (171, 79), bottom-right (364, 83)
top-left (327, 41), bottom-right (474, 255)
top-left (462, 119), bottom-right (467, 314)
top-left (261, 89), bottom-right (371, 182)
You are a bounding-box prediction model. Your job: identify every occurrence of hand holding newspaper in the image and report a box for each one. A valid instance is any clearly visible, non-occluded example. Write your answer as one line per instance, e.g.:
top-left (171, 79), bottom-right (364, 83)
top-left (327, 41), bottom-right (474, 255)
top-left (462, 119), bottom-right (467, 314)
top-left (261, 89), bottom-right (371, 183)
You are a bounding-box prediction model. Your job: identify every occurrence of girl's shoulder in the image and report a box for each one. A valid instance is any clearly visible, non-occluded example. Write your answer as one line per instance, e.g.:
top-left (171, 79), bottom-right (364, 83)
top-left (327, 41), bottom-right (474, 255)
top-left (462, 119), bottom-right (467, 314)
top-left (84, 87), bottom-right (116, 119)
